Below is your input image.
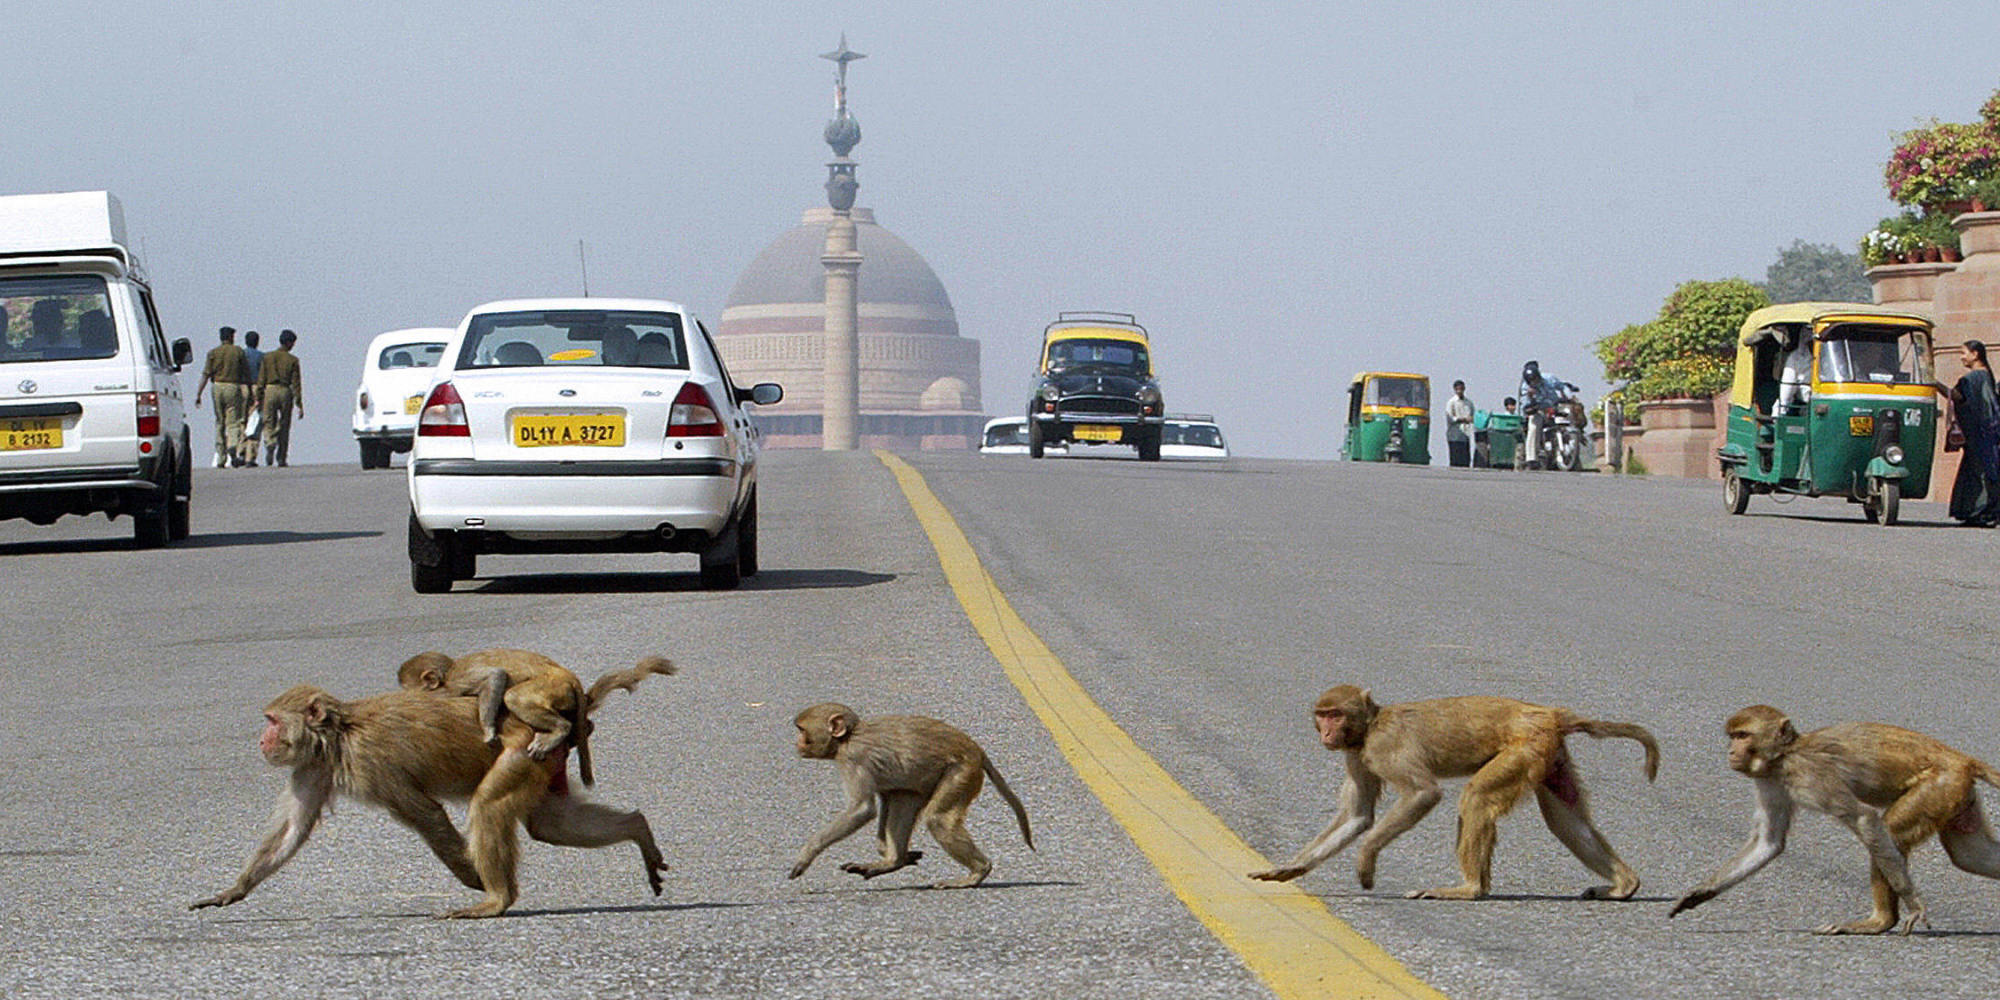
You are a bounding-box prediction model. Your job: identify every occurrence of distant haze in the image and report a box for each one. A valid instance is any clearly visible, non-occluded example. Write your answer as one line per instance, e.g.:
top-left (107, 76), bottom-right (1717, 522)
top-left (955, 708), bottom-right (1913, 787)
top-left (3, 3), bottom-right (1993, 461)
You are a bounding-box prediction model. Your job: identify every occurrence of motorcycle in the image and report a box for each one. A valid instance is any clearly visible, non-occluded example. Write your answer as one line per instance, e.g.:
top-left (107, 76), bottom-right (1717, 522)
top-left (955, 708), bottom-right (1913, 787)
top-left (1525, 387), bottom-right (1588, 471)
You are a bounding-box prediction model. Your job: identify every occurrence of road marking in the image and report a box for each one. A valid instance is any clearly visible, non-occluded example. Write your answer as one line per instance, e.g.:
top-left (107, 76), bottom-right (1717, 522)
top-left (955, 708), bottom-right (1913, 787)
top-left (878, 452), bottom-right (1445, 1000)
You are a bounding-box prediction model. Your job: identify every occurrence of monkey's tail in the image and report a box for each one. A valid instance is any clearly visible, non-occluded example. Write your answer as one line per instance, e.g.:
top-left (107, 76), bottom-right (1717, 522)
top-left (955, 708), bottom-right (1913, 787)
top-left (585, 656), bottom-right (676, 714)
top-left (1568, 718), bottom-right (1661, 781)
top-left (1977, 761), bottom-right (2000, 790)
top-left (570, 697), bottom-right (595, 788)
top-left (983, 759), bottom-right (1035, 850)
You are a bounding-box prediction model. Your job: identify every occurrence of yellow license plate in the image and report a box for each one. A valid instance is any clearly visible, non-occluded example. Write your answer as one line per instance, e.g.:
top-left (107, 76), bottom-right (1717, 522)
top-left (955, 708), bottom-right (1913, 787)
top-left (1850, 415), bottom-right (1874, 436)
top-left (403, 394), bottom-right (423, 415)
top-left (1074, 424), bottom-right (1122, 442)
top-left (513, 413), bottom-right (625, 447)
top-left (0, 417), bottom-right (63, 451)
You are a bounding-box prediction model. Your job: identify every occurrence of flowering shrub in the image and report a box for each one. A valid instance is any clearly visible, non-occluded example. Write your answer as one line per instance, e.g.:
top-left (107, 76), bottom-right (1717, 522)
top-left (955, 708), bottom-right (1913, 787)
top-left (1593, 279), bottom-right (1769, 402)
top-left (1859, 212), bottom-right (1921, 265)
top-left (1885, 120), bottom-right (1998, 207)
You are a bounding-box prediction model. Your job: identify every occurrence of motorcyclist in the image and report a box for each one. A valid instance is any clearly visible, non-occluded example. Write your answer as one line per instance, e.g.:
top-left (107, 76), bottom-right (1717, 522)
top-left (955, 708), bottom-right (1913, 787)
top-left (1519, 361), bottom-right (1583, 469)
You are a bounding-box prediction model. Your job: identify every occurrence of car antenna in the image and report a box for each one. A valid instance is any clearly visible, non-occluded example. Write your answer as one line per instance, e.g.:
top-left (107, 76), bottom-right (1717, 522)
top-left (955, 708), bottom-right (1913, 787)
top-left (577, 239), bottom-right (590, 297)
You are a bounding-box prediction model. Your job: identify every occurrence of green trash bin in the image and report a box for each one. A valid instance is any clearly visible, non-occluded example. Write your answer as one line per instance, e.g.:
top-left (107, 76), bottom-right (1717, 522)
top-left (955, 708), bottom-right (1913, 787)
top-left (1483, 413), bottom-right (1524, 468)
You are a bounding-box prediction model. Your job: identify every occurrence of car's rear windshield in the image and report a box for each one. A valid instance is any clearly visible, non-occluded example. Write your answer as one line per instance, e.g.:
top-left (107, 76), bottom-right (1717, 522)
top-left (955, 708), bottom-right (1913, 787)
top-left (1046, 337), bottom-right (1149, 375)
top-left (378, 342), bottom-right (446, 370)
top-left (0, 275), bottom-right (116, 364)
top-left (456, 310), bottom-right (689, 370)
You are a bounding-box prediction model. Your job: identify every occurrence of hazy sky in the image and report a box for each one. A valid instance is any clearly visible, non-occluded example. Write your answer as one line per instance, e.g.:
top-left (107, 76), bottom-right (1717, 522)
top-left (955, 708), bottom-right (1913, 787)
top-left (6, 2), bottom-right (1998, 461)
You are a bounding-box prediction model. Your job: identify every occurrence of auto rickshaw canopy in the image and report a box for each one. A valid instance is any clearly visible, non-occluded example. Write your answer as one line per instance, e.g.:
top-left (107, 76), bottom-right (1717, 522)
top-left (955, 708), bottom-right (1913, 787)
top-left (1730, 303), bottom-right (1932, 409)
top-left (1348, 372), bottom-right (1430, 412)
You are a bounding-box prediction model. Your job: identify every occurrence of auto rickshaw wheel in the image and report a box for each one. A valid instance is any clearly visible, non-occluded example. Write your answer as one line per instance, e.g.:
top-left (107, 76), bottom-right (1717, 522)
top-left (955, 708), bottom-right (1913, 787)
top-left (1877, 479), bottom-right (1900, 526)
top-left (1723, 471), bottom-right (1750, 515)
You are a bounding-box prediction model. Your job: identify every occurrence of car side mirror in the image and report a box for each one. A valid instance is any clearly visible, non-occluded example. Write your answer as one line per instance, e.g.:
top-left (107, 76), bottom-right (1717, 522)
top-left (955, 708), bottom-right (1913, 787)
top-left (739, 383), bottom-right (783, 406)
top-left (171, 338), bottom-right (193, 368)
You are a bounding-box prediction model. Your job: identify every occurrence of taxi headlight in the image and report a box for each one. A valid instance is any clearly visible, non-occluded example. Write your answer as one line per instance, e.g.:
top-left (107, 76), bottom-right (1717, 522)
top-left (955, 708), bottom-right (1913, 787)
top-left (1883, 444), bottom-right (1906, 465)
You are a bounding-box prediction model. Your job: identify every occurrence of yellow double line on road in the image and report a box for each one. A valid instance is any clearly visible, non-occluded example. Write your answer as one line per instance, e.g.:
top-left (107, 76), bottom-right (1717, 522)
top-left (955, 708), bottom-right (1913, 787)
top-left (878, 452), bottom-right (1444, 1000)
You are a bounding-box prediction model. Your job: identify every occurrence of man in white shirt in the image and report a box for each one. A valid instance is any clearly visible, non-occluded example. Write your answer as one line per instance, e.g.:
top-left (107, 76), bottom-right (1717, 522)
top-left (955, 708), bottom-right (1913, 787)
top-left (1775, 334), bottom-right (1812, 417)
top-left (1444, 380), bottom-right (1475, 467)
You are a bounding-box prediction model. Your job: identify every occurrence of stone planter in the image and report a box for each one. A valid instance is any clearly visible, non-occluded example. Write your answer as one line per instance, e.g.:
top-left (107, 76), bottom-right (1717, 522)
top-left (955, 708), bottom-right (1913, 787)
top-left (1631, 397), bottom-right (1719, 479)
top-left (1867, 261), bottom-right (1956, 311)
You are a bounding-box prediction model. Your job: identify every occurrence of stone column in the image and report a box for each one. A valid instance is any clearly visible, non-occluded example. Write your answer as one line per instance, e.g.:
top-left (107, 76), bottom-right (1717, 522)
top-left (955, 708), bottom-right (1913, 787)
top-left (820, 210), bottom-right (861, 450)
top-left (1925, 212), bottom-right (2000, 497)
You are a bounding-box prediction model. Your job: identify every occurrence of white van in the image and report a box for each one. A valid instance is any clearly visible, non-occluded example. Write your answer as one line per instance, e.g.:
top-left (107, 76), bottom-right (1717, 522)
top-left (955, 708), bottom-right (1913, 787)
top-left (0, 192), bottom-right (194, 546)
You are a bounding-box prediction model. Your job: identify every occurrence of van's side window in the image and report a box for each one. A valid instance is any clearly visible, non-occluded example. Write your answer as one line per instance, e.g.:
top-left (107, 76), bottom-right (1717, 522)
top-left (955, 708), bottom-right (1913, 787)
top-left (135, 288), bottom-right (171, 369)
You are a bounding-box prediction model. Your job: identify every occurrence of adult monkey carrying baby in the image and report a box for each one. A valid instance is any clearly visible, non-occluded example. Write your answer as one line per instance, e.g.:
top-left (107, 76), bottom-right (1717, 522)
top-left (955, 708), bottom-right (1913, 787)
top-left (191, 656), bottom-right (674, 918)
top-left (1250, 685), bottom-right (1659, 900)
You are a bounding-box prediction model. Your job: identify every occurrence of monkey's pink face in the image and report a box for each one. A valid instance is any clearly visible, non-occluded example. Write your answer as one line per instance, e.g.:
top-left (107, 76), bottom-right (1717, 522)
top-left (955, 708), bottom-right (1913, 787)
top-left (795, 724), bottom-right (828, 759)
top-left (1727, 730), bottom-right (1764, 775)
top-left (259, 714), bottom-right (297, 765)
top-left (1315, 709), bottom-right (1354, 750)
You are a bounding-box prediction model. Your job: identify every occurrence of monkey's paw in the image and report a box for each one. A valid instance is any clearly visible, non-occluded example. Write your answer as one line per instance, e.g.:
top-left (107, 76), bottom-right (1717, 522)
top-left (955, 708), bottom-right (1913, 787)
top-left (787, 861), bottom-right (810, 880)
top-left (1247, 867), bottom-right (1306, 882)
top-left (1668, 890), bottom-right (1714, 917)
top-left (189, 888), bottom-right (246, 910)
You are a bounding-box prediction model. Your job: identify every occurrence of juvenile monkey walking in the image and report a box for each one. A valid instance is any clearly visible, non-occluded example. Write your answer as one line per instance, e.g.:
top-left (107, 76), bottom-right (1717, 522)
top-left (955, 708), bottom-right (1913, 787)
top-left (1249, 686), bottom-right (1659, 900)
top-left (1671, 705), bottom-right (2000, 934)
top-left (789, 703), bottom-right (1034, 888)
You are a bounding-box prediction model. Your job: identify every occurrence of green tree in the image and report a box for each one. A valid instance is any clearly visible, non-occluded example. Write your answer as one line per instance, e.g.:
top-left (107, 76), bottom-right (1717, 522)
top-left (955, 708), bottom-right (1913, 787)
top-left (1762, 240), bottom-right (1870, 304)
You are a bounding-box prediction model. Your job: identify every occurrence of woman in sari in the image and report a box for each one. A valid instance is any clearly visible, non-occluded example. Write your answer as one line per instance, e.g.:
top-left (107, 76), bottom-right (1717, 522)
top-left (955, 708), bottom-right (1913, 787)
top-left (1946, 340), bottom-right (2000, 526)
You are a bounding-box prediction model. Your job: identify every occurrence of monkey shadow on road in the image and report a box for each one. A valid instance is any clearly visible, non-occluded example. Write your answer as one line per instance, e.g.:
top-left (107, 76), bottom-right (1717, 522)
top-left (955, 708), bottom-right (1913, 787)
top-left (803, 878), bottom-right (1083, 894)
top-left (502, 900), bottom-right (761, 918)
top-left (0, 529), bottom-right (381, 555)
top-left (467, 568), bottom-right (895, 594)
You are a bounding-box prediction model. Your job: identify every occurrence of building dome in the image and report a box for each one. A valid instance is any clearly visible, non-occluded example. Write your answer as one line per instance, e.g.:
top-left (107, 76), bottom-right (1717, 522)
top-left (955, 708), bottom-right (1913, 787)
top-left (919, 376), bottom-right (973, 411)
top-left (715, 206), bottom-right (982, 444)
top-left (722, 207), bottom-right (956, 336)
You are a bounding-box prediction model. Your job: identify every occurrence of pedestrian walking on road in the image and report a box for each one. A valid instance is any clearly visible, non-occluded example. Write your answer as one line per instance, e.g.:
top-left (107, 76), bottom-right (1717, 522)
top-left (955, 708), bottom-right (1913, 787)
top-left (256, 329), bottom-right (304, 467)
top-left (1945, 339), bottom-right (2000, 527)
top-left (237, 331), bottom-right (264, 467)
top-left (1444, 380), bottom-right (1474, 468)
top-left (193, 326), bottom-right (250, 467)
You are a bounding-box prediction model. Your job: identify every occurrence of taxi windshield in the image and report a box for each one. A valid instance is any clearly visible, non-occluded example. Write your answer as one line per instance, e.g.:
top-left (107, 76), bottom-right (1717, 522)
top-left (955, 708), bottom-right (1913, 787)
top-left (1367, 377), bottom-right (1429, 409)
top-left (1047, 337), bottom-right (1148, 375)
top-left (1817, 325), bottom-right (1931, 385)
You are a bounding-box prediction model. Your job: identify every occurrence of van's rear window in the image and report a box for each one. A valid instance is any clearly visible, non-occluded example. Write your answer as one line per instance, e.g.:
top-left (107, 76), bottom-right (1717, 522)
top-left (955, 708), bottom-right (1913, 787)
top-left (0, 275), bottom-right (116, 364)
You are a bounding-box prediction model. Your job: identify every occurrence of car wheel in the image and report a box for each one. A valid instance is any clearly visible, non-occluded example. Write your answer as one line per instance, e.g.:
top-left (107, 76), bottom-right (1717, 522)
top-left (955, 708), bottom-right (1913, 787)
top-left (450, 546), bottom-right (477, 582)
top-left (699, 523), bottom-right (742, 590)
top-left (737, 494), bottom-right (759, 577)
top-left (1723, 470), bottom-right (1749, 515)
top-left (408, 512), bottom-right (454, 593)
top-left (1027, 418), bottom-right (1045, 459)
top-left (1137, 426), bottom-right (1162, 462)
top-left (169, 443), bottom-right (193, 540)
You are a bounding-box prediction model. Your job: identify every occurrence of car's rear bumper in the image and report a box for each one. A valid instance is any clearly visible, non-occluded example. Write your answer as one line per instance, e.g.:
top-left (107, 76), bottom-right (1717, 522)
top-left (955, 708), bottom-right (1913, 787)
top-left (410, 458), bottom-right (738, 534)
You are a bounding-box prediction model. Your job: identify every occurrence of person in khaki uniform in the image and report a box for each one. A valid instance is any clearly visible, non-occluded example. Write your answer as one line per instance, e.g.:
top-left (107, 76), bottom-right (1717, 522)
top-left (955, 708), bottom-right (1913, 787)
top-left (236, 330), bottom-right (264, 466)
top-left (193, 327), bottom-right (250, 467)
top-left (255, 329), bottom-right (304, 467)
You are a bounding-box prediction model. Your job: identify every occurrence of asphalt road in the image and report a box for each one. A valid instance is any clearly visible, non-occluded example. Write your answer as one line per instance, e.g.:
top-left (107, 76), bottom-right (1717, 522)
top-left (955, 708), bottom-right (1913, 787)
top-left (3, 448), bottom-right (1998, 999)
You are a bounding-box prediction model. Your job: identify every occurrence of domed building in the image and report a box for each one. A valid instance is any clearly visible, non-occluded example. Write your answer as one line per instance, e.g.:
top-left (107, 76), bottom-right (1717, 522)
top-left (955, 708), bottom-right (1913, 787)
top-left (715, 206), bottom-right (984, 449)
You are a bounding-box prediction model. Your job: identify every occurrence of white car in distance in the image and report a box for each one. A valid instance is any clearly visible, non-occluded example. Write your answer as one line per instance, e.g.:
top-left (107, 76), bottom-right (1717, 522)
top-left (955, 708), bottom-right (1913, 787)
top-left (406, 298), bottom-right (781, 593)
top-left (979, 415), bottom-right (1065, 456)
top-left (352, 328), bottom-right (450, 469)
top-left (1160, 414), bottom-right (1230, 460)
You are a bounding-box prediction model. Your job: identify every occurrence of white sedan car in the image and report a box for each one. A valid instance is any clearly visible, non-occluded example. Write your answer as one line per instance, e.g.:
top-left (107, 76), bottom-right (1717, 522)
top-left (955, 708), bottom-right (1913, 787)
top-left (352, 327), bottom-right (451, 469)
top-left (406, 298), bottom-right (781, 593)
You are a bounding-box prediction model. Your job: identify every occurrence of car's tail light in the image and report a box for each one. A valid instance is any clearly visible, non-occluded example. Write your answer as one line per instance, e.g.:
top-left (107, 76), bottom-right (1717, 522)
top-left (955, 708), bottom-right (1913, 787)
top-left (135, 391), bottom-right (160, 437)
top-left (358, 390), bottom-right (372, 413)
top-left (418, 381), bottom-right (470, 437)
top-left (667, 382), bottom-right (724, 437)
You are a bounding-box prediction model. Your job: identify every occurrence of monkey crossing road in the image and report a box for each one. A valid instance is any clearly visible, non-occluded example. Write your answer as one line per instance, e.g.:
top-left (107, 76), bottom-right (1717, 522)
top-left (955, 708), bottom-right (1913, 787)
top-left (4, 453), bottom-right (1998, 999)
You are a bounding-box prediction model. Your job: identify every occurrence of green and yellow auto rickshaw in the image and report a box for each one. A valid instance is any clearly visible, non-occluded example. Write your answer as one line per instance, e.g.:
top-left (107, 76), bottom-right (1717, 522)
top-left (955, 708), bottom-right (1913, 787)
top-left (1342, 372), bottom-right (1430, 464)
top-left (1717, 303), bottom-right (1937, 524)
